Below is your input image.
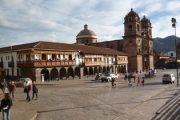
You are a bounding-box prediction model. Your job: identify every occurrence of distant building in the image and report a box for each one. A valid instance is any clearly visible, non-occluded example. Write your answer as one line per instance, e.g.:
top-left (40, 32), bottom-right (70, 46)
top-left (0, 41), bottom-right (128, 82)
top-left (76, 9), bottom-right (154, 72)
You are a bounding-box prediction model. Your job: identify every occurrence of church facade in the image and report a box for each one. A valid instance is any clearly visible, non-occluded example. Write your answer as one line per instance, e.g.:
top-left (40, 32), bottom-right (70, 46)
top-left (76, 9), bottom-right (154, 72)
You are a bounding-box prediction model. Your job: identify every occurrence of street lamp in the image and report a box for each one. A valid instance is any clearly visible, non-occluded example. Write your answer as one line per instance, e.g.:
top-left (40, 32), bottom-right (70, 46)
top-left (171, 17), bottom-right (179, 86)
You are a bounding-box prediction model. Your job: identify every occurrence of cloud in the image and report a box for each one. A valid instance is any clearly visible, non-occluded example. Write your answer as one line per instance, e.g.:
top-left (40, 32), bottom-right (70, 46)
top-left (0, 0), bottom-right (180, 47)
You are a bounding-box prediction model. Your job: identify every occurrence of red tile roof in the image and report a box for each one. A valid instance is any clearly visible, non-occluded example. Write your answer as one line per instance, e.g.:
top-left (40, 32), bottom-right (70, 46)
top-left (0, 41), bottom-right (127, 56)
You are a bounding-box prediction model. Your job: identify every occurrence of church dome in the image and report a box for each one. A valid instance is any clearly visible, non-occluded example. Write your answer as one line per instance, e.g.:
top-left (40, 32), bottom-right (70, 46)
top-left (141, 16), bottom-right (151, 24)
top-left (76, 24), bottom-right (97, 39)
top-left (124, 8), bottom-right (140, 22)
top-left (76, 24), bottom-right (97, 45)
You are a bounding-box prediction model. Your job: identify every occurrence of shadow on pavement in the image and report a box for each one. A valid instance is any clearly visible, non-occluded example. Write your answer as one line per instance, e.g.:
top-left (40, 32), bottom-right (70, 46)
top-left (145, 82), bottom-right (163, 86)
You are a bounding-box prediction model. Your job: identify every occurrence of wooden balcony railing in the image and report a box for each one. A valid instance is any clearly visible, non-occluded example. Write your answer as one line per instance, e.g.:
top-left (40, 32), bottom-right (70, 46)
top-left (84, 62), bottom-right (107, 66)
top-left (17, 60), bottom-right (76, 68)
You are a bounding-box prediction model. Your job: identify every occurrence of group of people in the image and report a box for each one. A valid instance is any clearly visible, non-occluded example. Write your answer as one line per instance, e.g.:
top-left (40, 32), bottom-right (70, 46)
top-left (24, 81), bottom-right (38, 102)
top-left (0, 79), bottom-right (38, 120)
top-left (124, 72), bottom-right (145, 87)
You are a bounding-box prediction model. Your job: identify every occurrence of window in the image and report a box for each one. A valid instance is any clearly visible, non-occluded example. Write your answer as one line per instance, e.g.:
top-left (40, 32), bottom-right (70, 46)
top-left (42, 54), bottom-right (46, 60)
top-left (171, 53), bottom-right (173, 57)
top-left (128, 25), bottom-right (133, 31)
top-left (137, 24), bottom-right (140, 31)
top-left (26, 54), bottom-right (30, 61)
top-left (69, 55), bottom-right (72, 60)
top-left (94, 58), bottom-right (97, 62)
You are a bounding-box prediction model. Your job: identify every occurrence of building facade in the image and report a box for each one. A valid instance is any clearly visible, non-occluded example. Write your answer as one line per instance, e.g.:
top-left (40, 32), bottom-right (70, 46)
top-left (0, 41), bottom-right (128, 82)
top-left (86, 9), bottom-right (154, 72)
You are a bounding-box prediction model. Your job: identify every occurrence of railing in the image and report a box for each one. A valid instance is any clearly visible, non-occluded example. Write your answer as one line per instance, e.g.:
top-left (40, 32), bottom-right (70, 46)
top-left (17, 60), bottom-right (76, 67)
top-left (84, 62), bottom-right (108, 66)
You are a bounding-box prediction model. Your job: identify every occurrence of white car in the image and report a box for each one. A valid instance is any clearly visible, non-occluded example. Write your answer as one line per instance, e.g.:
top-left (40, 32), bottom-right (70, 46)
top-left (162, 73), bottom-right (175, 84)
top-left (101, 73), bottom-right (118, 82)
top-left (110, 74), bottom-right (119, 80)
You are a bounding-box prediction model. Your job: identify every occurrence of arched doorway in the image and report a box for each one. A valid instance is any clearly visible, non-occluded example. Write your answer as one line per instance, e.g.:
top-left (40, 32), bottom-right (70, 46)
top-left (99, 66), bottom-right (102, 73)
top-left (83, 67), bottom-right (88, 76)
top-left (89, 67), bottom-right (93, 75)
top-left (74, 67), bottom-right (80, 78)
top-left (107, 66), bottom-right (110, 73)
top-left (67, 67), bottom-right (74, 79)
top-left (51, 68), bottom-right (59, 80)
top-left (60, 68), bottom-right (67, 79)
top-left (117, 66), bottom-right (121, 73)
top-left (41, 68), bottom-right (49, 81)
top-left (123, 65), bottom-right (126, 73)
top-left (103, 66), bottom-right (106, 73)
top-left (94, 66), bottom-right (98, 74)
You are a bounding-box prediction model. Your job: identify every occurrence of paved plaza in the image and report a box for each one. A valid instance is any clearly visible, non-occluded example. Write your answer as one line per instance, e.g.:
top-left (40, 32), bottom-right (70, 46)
top-left (0, 69), bottom-right (180, 120)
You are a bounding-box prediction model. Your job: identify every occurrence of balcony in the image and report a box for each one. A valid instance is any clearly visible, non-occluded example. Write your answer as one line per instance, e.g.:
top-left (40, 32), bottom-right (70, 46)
top-left (84, 61), bottom-right (106, 66)
top-left (17, 60), bottom-right (76, 68)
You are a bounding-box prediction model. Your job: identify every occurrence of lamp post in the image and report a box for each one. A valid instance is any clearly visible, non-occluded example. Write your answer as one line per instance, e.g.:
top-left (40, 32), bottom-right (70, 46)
top-left (171, 17), bottom-right (179, 86)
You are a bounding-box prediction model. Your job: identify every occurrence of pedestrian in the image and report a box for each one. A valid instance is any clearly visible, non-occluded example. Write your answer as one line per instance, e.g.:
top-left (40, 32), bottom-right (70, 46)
top-left (32, 82), bottom-right (38, 99)
top-left (137, 76), bottom-right (140, 86)
top-left (128, 75), bottom-right (132, 87)
top-left (141, 77), bottom-right (145, 86)
top-left (8, 81), bottom-right (16, 98)
top-left (24, 82), bottom-right (31, 102)
top-left (111, 78), bottom-right (116, 87)
top-left (0, 93), bottom-right (13, 120)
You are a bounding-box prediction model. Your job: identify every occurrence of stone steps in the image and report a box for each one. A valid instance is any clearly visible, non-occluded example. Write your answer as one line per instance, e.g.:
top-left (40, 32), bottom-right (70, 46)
top-left (152, 92), bottom-right (180, 120)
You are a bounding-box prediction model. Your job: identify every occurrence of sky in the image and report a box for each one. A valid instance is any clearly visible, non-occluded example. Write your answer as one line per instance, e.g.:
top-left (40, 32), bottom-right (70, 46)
top-left (0, 0), bottom-right (180, 47)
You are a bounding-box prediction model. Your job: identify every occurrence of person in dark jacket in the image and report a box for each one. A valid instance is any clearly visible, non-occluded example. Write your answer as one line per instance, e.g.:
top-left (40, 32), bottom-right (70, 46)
top-left (32, 82), bottom-right (38, 99)
top-left (0, 93), bottom-right (13, 120)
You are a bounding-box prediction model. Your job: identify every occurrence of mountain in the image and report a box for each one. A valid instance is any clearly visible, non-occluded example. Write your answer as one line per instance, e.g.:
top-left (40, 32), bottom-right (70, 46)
top-left (153, 35), bottom-right (180, 53)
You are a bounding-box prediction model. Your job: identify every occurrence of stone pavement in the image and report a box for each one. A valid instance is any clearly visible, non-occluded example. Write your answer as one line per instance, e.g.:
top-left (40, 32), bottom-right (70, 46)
top-left (0, 72), bottom-right (179, 120)
top-left (0, 76), bottom-right (117, 120)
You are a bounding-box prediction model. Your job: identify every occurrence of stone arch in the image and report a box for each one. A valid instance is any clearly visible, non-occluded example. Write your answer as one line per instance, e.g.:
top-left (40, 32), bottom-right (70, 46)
top-left (103, 66), bottom-right (106, 73)
top-left (109, 66), bottom-right (113, 73)
top-left (41, 68), bottom-right (49, 81)
top-left (107, 66), bottom-right (110, 73)
top-left (60, 68), bottom-right (67, 79)
top-left (123, 65), bottom-right (127, 73)
top-left (67, 67), bottom-right (74, 78)
top-left (99, 66), bottom-right (102, 73)
top-left (74, 67), bottom-right (80, 78)
top-left (117, 66), bottom-right (121, 73)
top-left (89, 67), bottom-right (93, 75)
top-left (51, 68), bottom-right (59, 80)
top-left (94, 66), bottom-right (98, 74)
top-left (83, 67), bottom-right (88, 76)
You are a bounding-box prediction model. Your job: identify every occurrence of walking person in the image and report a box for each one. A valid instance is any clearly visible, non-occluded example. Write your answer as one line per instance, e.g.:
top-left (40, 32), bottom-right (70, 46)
top-left (0, 93), bottom-right (13, 120)
top-left (111, 78), bottom-right (116, 87)
top-left (24, 82), bottom-right (31, 102)
top-left (137, 76), bottom-right (140, 86)
top-left (128, 74), bottom-right (132, 87)
top-left (141, 77), bottom-right (145, 86)
top-left (8, 82), bottom-right (16, 99)
top-left (32, 82), bottom-right (38, 99)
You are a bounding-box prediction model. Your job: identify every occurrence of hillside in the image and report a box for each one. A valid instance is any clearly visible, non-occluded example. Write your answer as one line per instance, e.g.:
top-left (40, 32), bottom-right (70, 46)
top-left (153, 36), bottom-right (180, 53)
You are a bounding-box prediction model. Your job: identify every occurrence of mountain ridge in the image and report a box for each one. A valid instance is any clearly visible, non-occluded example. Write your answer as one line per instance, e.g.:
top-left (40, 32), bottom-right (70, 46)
top-left (153, 35), bottom-right (180, 53)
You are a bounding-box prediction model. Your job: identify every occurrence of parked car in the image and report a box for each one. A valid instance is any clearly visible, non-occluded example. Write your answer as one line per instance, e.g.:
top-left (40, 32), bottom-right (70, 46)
top-left (109, 74), bottom-right (119, 80)
top-left (101, 74), bottom-right (111, 82)
top-left (101, 73), bottom-right (118, 82)
top-left (15, 78), bottom-right (32, 87)
top-left (162, 73), bottom-right (175, 84)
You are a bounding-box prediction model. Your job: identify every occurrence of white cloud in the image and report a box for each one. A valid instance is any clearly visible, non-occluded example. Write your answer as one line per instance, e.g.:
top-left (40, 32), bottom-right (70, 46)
top-left (0, 0), bottom-right (180, 47)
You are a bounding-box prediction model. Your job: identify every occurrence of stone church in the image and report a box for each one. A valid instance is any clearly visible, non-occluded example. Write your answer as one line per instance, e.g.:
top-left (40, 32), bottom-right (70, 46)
top-left (76, 8), bottom-right (154, 72)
